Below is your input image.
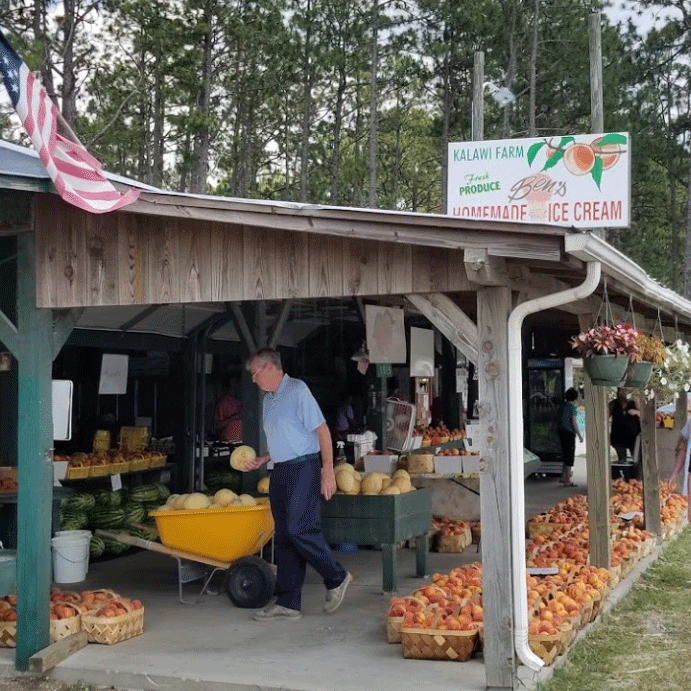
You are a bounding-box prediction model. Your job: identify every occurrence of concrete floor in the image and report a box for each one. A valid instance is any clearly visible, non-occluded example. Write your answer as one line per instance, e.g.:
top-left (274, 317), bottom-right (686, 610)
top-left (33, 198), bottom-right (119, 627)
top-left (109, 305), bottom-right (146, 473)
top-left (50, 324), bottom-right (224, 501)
top-left (0, 456), bottom-right (632, 691)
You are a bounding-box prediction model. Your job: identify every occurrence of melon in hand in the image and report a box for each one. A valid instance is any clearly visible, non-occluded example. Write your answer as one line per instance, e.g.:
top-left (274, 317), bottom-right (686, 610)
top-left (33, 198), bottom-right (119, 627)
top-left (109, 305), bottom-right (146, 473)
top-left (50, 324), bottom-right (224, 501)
top-left (230, 445), bottom-right (257, 471)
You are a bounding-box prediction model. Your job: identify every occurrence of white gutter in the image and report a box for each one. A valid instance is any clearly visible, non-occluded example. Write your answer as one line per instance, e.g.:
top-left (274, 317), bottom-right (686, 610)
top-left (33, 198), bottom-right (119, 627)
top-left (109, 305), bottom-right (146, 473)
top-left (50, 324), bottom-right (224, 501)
top-left (508, 260), bottom-right (602, 670)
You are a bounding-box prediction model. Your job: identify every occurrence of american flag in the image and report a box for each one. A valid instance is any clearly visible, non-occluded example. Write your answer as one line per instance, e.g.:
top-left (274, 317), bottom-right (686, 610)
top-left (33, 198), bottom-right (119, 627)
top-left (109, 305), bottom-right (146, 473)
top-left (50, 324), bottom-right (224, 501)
top-left (0, 29), bottom-right (140, 214)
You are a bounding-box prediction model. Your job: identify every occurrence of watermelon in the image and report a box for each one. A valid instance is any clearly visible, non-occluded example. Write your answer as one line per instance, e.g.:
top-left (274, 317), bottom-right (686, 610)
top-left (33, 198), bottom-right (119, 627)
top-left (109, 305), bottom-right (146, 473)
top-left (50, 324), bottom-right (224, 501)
top-left (60, 512), bottom-right (89, 530)
top-left (205, 469), bottom-right (242, 493)
top-left (100, 535), bottom-right (129, 555)
top-left (92, 489), bottom-right (122, 509)
top-left (122, 502), bottom-right (147, 525)
top-left (126, 526), bottom-right (157, 541)
top-left (89, 535), bottom-right (105, 558)
top-left (128, 484), bottom-right (161, 504)
top-left (62, 493), bottom-right (95, 513)
top-left (154, 482), bottom-right (170, 501)
top-left (89, 508), bottom-right (126, 529)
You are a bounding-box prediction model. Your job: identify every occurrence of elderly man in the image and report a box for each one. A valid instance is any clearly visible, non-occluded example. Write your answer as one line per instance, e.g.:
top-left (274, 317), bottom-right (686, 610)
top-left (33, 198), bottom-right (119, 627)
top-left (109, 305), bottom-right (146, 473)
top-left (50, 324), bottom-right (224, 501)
top-left (245, 348), bottom-right (352, 621)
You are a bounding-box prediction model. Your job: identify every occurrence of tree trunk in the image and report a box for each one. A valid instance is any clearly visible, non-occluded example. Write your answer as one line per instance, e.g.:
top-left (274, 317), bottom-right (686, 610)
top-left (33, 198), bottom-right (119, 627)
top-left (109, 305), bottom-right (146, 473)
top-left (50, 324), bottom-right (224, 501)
top-left (299, 0), bottom-right (314, 203)
top-left (33, 0), bottom-right (55, 101)
top-left (190, 0), bottom-right (214, 194)
top-left (439, 26), bottom-right (451, 214)
top-left (368, 0), bottom-right (379, 209)
top-left (528, 0), bottom-right (540, 136)
top-left (151, 31), bottom-right (165, 188)
top-left (685, 150), bottom-right (691, 299)
top-left (61, 0), bottom-right (77, 126)
top-left (330, 63), bottom-right (347, 204)
top-left (501, 0), bottom-right (518, 138)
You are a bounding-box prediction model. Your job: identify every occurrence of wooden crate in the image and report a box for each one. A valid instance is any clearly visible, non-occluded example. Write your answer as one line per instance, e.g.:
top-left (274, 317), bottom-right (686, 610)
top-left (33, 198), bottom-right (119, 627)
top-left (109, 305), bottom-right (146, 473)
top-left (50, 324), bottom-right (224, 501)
top-left (401, 626), bottom-right (479, 661)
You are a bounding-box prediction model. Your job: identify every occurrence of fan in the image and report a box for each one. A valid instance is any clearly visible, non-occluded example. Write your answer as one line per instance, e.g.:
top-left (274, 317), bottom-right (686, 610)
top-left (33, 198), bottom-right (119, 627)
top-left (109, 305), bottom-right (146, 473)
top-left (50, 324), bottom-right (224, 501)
top-left (385, 398), bottom-right (416, 453)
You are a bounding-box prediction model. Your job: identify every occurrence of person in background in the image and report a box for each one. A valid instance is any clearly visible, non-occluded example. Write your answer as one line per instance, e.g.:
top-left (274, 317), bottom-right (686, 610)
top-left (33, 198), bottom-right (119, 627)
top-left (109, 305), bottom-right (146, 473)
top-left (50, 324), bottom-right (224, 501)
top-left (213, 375), bottom-right (243, 443)
top-left (334, 393), bottom-right (355, 441)
top-left (610, 391), bottom-right (640, 463)
top-left (244, 348), bottom-right (351, 621)
top-left (558, 387), bottom-right (583, 487)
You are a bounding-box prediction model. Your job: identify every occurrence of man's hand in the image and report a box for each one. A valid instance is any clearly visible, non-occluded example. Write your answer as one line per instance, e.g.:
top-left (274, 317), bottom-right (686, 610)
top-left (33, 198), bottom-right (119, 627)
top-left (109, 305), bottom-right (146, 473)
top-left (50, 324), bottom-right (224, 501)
top-left (245, 454), bottom-right (270, 471)
top-left (321, 467), bottom-right (336, 500)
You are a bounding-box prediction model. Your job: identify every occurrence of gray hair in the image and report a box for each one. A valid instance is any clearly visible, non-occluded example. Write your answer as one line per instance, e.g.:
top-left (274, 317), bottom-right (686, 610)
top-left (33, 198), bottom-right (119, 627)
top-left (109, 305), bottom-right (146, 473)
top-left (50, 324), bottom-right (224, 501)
top-left (246, 348), bottom-right (282, 371)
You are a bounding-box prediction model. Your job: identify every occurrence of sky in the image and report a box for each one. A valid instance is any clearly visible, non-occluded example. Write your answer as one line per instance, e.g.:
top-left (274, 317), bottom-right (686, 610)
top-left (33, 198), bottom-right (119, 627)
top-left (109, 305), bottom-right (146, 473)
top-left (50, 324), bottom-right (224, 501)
top-left (605, 0), bottom-right (680, 35)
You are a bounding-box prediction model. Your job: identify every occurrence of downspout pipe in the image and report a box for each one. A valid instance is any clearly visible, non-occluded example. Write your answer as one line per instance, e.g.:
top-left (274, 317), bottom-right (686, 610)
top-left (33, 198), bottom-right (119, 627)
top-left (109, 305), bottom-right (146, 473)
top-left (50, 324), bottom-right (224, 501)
top-left (508, 260), bottom-right (601, 670)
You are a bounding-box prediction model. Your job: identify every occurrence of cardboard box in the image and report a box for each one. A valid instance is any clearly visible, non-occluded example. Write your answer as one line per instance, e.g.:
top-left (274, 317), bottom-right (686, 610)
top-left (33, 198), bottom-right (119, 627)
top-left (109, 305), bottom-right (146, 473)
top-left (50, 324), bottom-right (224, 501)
top-left (364, 454), bottom-right (398, 475)
top-left (433, 456), bottom-right (463, 475)
top-left (462, 454), bottom-right (481, 474)
top-left (346, 431), bottom-right (378, 462)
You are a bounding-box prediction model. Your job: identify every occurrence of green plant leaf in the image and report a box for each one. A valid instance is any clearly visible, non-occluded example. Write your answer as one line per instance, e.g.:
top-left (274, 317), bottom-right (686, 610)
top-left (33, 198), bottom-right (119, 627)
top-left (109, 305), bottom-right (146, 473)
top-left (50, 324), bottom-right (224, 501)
top-left (527, 142), bottom-right (545, 167)
top-left (591, 157), bottom-right (603, 189)
top-left (558, 136), bottom-right (575, 149)
top-left (542, 151), bottom-right (563, 171)
top-left (595, 133), bottom-right (627, 146)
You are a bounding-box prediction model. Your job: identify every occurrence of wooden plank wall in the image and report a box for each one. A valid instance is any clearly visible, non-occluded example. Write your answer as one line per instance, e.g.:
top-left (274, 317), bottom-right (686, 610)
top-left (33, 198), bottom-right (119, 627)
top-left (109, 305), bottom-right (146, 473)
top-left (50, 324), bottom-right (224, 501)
top-left (35, 196), bottom-right (472, 308)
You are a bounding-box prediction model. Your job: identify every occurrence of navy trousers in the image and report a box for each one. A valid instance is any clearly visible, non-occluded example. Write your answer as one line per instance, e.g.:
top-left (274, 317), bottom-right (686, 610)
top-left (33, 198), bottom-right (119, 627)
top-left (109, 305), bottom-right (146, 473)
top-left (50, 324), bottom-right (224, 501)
top-left (269, 457), bottom-right (347, 611)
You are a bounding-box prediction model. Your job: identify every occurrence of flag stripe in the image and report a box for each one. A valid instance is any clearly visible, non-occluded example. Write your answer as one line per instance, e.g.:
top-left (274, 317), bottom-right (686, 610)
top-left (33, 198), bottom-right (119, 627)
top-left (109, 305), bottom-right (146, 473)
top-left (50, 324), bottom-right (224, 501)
top-left (0, 30), bottom-right (139, 214)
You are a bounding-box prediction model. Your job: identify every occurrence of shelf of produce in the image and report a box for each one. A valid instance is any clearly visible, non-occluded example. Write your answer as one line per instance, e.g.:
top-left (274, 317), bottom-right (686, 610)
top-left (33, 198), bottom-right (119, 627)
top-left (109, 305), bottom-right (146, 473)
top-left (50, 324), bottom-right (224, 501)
top-left (0, 486), bottom-right (74, 549)
top-left (321, 487), bottom-right (432, 593)
top-left (59, 464), bottom-right (175, 488)
top-left (409, 439), bottom-right (467, 454)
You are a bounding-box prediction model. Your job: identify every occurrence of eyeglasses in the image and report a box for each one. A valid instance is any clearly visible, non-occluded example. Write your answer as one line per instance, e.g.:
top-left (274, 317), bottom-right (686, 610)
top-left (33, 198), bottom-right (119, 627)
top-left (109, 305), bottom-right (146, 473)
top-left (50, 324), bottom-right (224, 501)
top-left (250, 361), bottom-right (268, 380)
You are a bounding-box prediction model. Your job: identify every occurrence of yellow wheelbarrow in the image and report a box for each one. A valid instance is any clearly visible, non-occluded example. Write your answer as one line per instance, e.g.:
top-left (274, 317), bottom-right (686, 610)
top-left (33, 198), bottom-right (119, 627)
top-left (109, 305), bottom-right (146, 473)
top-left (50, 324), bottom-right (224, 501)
top-left (98, 502), bottom-right (275, 607)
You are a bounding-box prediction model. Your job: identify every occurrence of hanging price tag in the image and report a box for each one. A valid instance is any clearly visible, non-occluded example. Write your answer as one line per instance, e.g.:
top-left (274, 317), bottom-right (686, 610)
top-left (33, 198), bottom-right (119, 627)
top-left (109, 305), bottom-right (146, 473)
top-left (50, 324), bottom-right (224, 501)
top-left (110, 474), bottom-right (122, 491)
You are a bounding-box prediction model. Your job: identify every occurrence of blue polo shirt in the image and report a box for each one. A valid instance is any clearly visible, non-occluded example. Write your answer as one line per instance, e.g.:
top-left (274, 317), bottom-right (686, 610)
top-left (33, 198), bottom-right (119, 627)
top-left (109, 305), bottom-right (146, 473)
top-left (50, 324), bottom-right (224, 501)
top-left (262, 374), bottom-right (325, 464)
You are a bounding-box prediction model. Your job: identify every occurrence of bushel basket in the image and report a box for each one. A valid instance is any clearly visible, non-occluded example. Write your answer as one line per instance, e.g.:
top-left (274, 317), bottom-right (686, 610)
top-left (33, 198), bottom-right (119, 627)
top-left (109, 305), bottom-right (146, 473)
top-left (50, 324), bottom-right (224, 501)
top-left (81, 599), bottom-right (144, 644)
top-left (400, 626), bottom-right (479, 662)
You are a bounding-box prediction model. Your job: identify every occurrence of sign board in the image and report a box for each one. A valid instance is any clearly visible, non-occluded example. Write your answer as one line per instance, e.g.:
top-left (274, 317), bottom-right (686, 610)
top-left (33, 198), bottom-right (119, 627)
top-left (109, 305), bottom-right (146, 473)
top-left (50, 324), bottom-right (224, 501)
top-left (410, 327), bottom-right (434, 377)
top-left (52, 379), bottom-right (73, 441)
top-left (447, 132), bottom-right (630, 228)
top-left (365, 305), bottom-right (406, 364)
top-left (98, 354), bottom-right (129, 395)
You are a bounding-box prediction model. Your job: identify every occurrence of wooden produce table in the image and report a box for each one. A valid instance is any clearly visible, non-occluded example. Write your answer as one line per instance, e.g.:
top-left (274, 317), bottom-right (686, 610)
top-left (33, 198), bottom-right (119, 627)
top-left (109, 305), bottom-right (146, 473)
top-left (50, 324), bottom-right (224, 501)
top-left (321, 486), bottom-right (432, 593)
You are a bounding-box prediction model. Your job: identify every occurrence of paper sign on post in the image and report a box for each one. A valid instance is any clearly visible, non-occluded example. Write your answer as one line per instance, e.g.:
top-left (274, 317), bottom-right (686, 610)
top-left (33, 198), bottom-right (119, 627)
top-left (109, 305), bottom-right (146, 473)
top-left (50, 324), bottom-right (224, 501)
top-left (99, 354), bottom-right (129, 395)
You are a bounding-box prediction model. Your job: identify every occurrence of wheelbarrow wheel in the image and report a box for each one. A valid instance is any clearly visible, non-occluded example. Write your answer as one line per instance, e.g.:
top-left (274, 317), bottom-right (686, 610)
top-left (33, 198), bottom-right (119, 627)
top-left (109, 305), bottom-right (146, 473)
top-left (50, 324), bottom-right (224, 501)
top-left (224, 555), bottom-right (276, 608)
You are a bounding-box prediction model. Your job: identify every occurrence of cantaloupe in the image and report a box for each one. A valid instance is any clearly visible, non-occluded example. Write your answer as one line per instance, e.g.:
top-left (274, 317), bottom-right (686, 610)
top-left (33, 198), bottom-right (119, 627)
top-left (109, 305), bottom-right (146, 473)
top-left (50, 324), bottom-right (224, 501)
top-left (208, 503), bottom-right (223, 508)
top-left (173, 493), bottom-right (190, 510)
top-left (230, 445), bottom-right (257, 471)
top-left (380, 485), bottom-right (401, 495)
top-left (156, 504), bottom-right (173, 511)
top-left (235, 494), bottom-right (256, 506)
top-left (392, 476), bottom-right (412, 493)
top-left (183, 492), bottom-right (211, 510)
top-left (392, 469), bottom-right (410, 481)
top-left (361, 473), bottom-right (383, 494)
top-left (166, 493), bottom-right (180, 507)
top-left (213, 488), bottom-right (237, 507)
top-left (346, 478), bottom-right (361, 495)
top-left (380, 477), bottom-right (392, 490)
top-left (336, 469), bottom-right (356, 493)
top-left (257, 476), bottom-right (270, 494)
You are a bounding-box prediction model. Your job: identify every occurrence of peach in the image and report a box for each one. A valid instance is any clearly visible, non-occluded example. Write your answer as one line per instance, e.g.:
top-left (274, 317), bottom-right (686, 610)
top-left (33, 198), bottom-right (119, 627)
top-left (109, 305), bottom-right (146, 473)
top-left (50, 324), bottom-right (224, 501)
top-left (591, 137), bottom-right (621, 170)
top-left (563, 143), bottom-right (596, 175)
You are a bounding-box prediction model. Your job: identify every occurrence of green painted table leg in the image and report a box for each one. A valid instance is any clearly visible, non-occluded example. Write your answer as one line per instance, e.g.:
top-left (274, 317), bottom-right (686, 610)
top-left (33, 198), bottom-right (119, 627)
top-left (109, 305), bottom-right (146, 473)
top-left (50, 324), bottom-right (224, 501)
top-left (381, 543), bottom-right (397, 593)
top-left (415, 532), bottom-right (429, 578)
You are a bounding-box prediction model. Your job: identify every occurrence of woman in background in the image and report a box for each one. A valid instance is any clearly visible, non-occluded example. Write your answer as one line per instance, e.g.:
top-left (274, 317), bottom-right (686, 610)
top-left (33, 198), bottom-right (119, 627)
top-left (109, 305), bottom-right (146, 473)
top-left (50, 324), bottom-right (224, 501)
top-left (558, 387), bottom-right (583, 487)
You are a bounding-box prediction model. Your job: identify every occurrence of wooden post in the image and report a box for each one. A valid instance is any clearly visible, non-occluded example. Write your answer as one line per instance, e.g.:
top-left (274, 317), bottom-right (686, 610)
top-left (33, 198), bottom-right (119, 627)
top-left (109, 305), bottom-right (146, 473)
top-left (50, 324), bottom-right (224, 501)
top-left (15, 232), bottom-right (53, 670)
top-left (589, 12), bottom-right (604, 134)
top-left (477, 286), bottom-right (514, 689)
top-left (589, 12), bottom-right (605, 242)
top-left (583, 376), bottom-right (610, 568)
top-left (472, 51), bottom-right (484, 142)
top-left (640, 395), bottom-right (662, 542)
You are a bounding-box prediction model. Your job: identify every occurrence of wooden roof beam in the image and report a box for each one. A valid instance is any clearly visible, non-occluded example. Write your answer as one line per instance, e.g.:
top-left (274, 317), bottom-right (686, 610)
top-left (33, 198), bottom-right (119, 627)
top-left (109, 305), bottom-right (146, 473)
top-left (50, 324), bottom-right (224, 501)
top-left (406, 293), bottom-right (478, 364)
top-left (464, 248), bottom-right (508, 286)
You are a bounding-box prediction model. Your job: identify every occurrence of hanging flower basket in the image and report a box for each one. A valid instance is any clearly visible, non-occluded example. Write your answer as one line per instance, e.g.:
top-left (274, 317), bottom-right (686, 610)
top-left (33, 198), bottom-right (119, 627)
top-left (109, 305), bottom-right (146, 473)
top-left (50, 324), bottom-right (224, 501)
top-left (623, 361), bottom-right (653, 389)
top-left (571, 324), bottom-right (640, 387)
top-left (582, 354), bottom-right (630, 387)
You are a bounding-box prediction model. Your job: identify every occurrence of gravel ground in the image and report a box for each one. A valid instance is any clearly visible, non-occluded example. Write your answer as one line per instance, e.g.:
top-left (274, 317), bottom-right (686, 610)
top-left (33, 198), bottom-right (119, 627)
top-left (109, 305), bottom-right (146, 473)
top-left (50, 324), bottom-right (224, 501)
top-left (0, 680), bottom-right (115, 691)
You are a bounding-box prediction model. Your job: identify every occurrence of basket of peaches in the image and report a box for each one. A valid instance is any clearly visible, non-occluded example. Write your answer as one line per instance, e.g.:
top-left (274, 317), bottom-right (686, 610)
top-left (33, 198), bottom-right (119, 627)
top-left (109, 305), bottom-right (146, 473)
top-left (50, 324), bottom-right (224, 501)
top-left (81, 591), bottom-right (144, 644)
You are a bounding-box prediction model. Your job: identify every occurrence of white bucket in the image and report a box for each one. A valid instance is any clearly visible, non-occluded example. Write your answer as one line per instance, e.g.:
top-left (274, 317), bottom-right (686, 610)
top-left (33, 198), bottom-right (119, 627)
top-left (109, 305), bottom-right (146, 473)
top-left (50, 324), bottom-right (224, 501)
top-left (54, 530), bottom-right (92, 569)
top-left (51, 534), bottom-right (90, 583)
